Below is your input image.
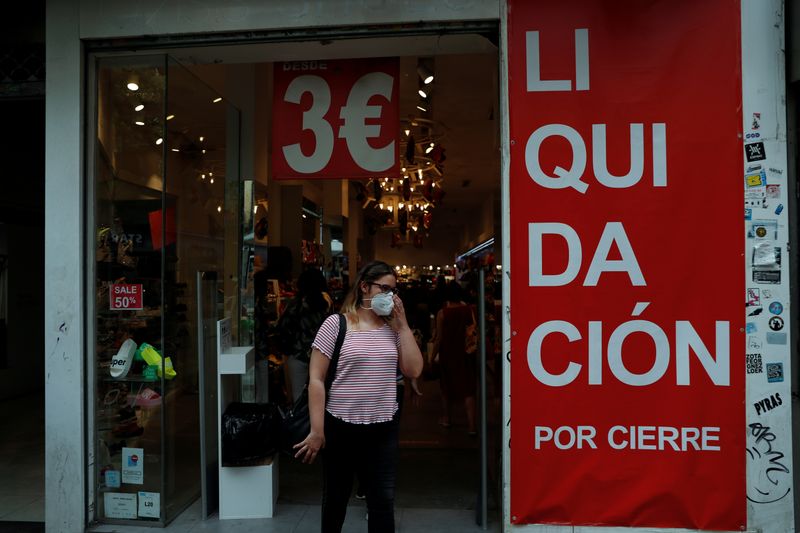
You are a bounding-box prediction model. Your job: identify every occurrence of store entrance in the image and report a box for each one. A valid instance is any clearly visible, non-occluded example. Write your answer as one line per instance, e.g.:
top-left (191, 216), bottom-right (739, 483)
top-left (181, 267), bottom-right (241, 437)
top-left (89, 25), bottom-right (502, 529)
top-left (180, 37), bottom-right (503, 524)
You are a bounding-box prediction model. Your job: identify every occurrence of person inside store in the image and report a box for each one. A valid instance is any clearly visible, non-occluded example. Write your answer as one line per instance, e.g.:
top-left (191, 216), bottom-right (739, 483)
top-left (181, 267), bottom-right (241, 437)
top-left (276, 267), bottom-right (334, 404)
top-left (430, 280), bottom-right (477, 435)
top-left (293, 260), bottom-right (424, 533)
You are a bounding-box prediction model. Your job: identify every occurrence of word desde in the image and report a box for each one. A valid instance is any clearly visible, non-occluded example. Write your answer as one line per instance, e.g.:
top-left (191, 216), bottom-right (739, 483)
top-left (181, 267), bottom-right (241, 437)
top-left (534, 425), bottom-right (721, 451)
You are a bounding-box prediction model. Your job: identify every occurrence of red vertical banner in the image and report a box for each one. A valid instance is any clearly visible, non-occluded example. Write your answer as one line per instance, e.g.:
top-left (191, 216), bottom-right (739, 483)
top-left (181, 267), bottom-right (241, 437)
top-left (508, 1), bottom-right (744, 529)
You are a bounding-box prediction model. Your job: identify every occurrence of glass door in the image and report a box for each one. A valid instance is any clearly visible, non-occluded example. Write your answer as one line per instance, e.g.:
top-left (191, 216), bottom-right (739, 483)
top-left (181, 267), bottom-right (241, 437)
top-left (93, 55), bottom-right (240, 526)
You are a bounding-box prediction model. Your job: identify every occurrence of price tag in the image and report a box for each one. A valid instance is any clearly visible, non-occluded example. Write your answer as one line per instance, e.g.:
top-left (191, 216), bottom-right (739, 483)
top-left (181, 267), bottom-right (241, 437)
top-left (138, 491), bottom-right (160, 518)
top-left (109, 284), bottom-right (143, 311)
top-left (272, 58), bottom-right (400, 179)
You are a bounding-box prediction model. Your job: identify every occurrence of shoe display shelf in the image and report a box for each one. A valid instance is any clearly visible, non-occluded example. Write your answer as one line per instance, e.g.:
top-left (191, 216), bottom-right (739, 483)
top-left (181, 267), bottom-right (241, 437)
top-left (216, 317), bottom-right (278, 519)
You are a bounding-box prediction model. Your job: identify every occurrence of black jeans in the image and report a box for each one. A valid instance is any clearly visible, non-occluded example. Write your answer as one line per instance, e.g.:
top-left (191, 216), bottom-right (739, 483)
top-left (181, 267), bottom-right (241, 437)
top-left (321, 410), bottom-right (399, 533)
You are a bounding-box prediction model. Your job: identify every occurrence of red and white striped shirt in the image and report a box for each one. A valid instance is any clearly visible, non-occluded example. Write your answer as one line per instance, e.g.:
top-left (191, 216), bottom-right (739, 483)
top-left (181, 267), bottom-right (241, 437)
top-left (312, 314), bottom-right (400, 424)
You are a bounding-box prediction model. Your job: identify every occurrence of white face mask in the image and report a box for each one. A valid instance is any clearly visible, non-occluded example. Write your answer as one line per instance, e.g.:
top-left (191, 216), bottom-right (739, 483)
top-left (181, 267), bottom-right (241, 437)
top-left (368, 292), bottom-right (395, 316)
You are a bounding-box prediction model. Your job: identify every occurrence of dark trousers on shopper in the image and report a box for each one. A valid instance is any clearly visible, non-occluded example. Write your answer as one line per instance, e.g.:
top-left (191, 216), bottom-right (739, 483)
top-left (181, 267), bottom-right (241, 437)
top-left (321, 410), bottom-right (399, 533)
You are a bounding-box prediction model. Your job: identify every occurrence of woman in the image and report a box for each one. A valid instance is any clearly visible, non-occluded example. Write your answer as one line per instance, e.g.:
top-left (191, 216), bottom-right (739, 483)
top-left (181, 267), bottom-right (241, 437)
top-left (294, 260), bottom-right (423, 533)
top-left (276, 268), bottom-right (333, 403)
top-left (431, 281), bottom-right (477, 434)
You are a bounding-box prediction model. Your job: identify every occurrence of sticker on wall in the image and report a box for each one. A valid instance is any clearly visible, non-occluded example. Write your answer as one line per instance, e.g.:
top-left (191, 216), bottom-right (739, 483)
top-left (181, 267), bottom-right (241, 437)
top-left (122, 447), bottom-right (144, 485)
top-left (744, 132), bottom-right (761, 140)
top-left (768, 167), bottom-right (783, 176)
top-left (745, 170), bottom-right (767, 188)
top-left (745, 353), bottom-right (763, 374)
top-left (766, 362), bottom-right (784, 383)
top-left (766, 332), bottom-right (787, 344)
top-left (752, 245), bottom-right (781, 284)
top-left (745, 141), bottom-right (766, 162)
top-left (748, 336), bottom-right (762, 350)
top-left (748, 220), bottom-right (778, 240)
top-left (745, 208), bottom-right (752, 220)
top-left (768, 301), bottom-right (783, 315)
top-left (766, 184), bottom-right (781, 198)
top-left (761, 289), bottom-right (773, 299)
top-left (746, 322), bottom-right (757, 333)
top-left (753, 393), bottom-right (783, 415)
top-left (746, 288), bottom-right (761, 306)
top-left (775, 203), bottom-right (784, 215)
top-left (745, 188), bottom-right (767, 209)
top-left (138, 491), bottom-right (160, 519)
top-left (751, 112), bottom-right (761, 130)
top-left (105, 470), bottom-right (121, 489)
top-left (104, 492), bottom-right (137, 520)
top-left (768, 316), bottom-right (784, 331)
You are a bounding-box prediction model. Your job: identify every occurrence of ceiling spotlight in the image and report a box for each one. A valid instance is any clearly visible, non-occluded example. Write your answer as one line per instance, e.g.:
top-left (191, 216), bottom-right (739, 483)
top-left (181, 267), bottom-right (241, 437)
top-left (202, 149), bottom-right (206, 154)
top-left (171, 148), bottom-right (180, 152)
top-left (417, 60), bottom-right (434, 84)
top-left (166, 114), bottom-right (175, 121)
top-left (135, 121), bottom-right (145, 126)
top-left (134, 104), bottom-right (144, 112)
top-left (212, 97), bottom-right (222, 103)
top-left (155, 138), bottom-right (163, 145)
top-left (425, 145), bottom-right (434, 154)
top-left (201, 174), bottom-right (206, 180)
top-left (418, 89), bottom-right (427, 98)
top-left (209, 172), bottom-right (213, 176)
top-left (199, 136), bottom-right (204, 142)
top-left (127, 82), bottom-right (139, 91)
top-left (416, 105), bottom-right (427, 112)
top-left (210, 178), bottom-right (214, 184)
top-left (404, 129), bottom-right (411, 137)
top-left (217, 206), bottom-right (222, 213)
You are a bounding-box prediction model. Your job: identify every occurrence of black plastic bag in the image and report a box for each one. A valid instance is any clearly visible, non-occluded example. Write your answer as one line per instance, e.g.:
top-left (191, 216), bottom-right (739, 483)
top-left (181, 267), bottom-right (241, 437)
top-left (221, 402), bottom-right (278, 465)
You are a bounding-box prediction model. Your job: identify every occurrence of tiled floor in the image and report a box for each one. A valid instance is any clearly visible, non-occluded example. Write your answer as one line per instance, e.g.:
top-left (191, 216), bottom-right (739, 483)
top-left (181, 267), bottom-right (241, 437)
top-left (1, 376), bottom-right (504, 532)
top-left (88, 498), bottom-right (501, 532)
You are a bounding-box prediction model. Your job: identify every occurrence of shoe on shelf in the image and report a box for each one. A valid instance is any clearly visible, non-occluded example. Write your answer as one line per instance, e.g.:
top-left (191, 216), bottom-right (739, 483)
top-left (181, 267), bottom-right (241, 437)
top-left (112, 419), bottom-right (143, 439)
top-left (110, 339), bottom-right (137, 379)
top-left (128, 387), bottom-right (161, 408)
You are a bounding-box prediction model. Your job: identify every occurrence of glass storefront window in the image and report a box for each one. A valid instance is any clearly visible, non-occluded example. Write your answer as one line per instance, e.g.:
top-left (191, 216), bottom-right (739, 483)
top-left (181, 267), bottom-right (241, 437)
top-left (93, 55), bottom-right (240, 526)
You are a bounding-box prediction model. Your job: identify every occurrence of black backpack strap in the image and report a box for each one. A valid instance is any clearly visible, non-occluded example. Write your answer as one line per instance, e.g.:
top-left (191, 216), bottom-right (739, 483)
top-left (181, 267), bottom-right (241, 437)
top-left (324, 313), bottom-right (347, 391)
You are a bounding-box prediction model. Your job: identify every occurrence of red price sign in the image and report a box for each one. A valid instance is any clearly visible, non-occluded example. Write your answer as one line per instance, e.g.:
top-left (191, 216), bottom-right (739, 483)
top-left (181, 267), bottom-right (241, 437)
top-left (272, 58), bottom-right (400, 179)
top-left (109, 284), bottom-right (143, 311)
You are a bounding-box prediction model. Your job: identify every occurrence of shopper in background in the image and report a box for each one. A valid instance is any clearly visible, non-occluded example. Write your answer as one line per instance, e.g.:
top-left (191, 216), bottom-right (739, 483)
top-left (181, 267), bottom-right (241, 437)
top-left (294, 260), bottom-right (424, 533)
top-left (277, 267), bottom-right (333, 404)
top-left (430, 281), bottom-right (477, 435)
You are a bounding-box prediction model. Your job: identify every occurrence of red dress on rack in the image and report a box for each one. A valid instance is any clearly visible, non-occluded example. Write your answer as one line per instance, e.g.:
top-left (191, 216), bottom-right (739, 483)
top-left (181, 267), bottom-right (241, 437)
top-left (438, 303), bottom-right (477, 400)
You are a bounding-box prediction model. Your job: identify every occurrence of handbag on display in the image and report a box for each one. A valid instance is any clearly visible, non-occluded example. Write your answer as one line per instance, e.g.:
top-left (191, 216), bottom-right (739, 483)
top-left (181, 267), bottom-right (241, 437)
top-left (277, 313), bottom-right (346, 456)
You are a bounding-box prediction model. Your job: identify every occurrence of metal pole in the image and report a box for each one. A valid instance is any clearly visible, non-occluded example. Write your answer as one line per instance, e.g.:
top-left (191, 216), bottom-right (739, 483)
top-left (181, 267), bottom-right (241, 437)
top-left (478, 268), bottom-right (488, 529)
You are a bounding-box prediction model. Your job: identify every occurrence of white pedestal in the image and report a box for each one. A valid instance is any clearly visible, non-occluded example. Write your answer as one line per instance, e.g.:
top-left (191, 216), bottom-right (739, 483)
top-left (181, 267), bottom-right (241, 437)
top-left (219, 457), bottom-right (279, 519)
top-left (216, 318), bottom-right (278, 520)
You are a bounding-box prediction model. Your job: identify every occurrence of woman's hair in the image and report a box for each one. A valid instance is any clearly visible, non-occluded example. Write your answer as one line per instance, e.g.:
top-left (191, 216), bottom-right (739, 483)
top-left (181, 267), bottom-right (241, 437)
top-left (340, 260), bottom-right (396, 321)
top-left (297, 267), bottom-right (328, 313)
top-left (444, 280), bottom-right (464, 303)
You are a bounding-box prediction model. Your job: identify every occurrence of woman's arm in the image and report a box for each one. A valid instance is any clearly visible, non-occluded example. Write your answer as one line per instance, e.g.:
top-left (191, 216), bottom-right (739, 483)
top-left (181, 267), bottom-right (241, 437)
top-left (293, 347), bottom-right (329, 463)
top-left (390, 296), bottom-right (424, 378)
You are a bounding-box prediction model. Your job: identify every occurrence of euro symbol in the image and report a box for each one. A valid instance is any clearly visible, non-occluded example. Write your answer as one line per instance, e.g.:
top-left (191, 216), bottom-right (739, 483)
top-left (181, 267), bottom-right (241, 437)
top-left (338, 72), bottom-right (395, 172)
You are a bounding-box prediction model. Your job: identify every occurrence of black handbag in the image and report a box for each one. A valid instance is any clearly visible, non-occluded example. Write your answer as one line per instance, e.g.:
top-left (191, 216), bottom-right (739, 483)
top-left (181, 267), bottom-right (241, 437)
top-left (278, 313), bottom-right (346, 456)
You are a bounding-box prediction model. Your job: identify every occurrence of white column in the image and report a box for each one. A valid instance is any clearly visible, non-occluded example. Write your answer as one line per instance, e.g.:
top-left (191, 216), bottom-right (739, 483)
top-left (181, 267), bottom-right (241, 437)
top-left (45, 1), bottom-right (85, 531)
